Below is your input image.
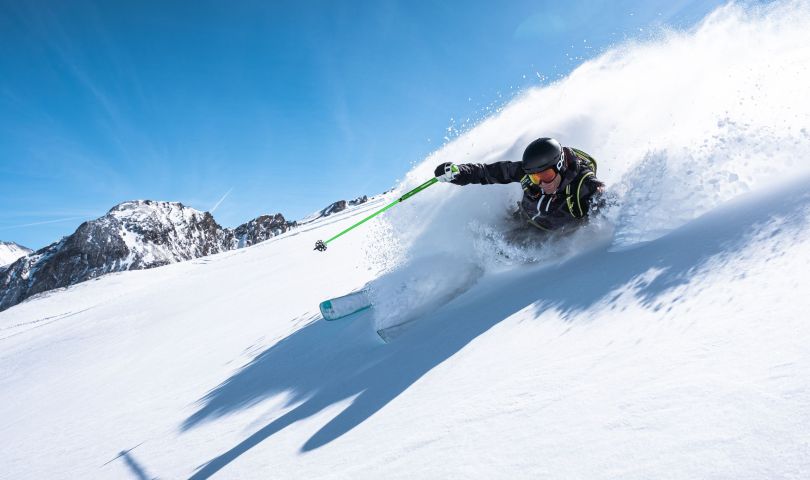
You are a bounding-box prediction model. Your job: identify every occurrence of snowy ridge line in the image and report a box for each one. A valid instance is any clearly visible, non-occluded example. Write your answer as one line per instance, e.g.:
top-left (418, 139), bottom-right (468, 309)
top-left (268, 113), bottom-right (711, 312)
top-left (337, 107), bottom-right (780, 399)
top-left (297, 195), bottom-right (378, 225)
top-left (297, 195), bottom-right (389, 227)
top-left (0, 241), bottom-right (32, 267)
top-left (253, 195), bottom-right (391, 245)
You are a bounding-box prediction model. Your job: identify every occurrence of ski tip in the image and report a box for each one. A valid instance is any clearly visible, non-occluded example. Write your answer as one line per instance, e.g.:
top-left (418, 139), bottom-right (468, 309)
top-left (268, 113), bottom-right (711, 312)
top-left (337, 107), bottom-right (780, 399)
top-left (319, 300), bottom-right (334, 320)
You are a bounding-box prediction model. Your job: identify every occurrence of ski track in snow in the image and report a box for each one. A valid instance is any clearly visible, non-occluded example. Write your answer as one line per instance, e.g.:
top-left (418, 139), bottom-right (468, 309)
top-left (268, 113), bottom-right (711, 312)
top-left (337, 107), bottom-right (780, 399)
top-left (2, 2), bottom-right (810, 478)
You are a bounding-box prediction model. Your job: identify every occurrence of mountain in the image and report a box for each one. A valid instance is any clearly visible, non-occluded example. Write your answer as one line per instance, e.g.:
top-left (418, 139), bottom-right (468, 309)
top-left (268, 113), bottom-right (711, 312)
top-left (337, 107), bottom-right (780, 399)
top-left (0, 196), bottom-right (361, 312)
top-left (0, 200), bottom-right (296, 312)
top-left (0, 201), bottom-right (230, 312)
top-left (0, 241), bottom-right (32, 267)
top-left (304, 195), bottom-right (369, 223)
top-left (231, 213), bottom-right (296, 249)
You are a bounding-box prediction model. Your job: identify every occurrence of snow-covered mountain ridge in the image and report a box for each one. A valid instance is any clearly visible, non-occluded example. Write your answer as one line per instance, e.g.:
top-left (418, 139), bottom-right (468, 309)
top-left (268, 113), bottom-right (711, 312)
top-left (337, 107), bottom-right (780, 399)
top-left (0, 200), bottom-right (232, 312)
top-left (300, 195), bottom-right (370, 224)
top-left (0, 196), bottom-right (368, 312)
top-left (0, 241), bottom-right (31, 267)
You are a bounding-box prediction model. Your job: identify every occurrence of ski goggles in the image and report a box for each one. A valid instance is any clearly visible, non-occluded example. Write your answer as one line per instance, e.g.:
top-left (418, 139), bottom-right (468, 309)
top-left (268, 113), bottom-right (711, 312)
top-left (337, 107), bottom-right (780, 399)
top-left (528, 167), bottom-right (558, 185)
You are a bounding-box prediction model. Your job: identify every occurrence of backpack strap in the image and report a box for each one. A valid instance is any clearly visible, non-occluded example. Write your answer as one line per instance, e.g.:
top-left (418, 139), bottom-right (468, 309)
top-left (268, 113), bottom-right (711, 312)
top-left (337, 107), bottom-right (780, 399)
top-left (563, 147), bottom-right (597, 219)
top-left (565, 171), bottom-right (595, 218)
top-left (569, 147), bottom-right (597, 175)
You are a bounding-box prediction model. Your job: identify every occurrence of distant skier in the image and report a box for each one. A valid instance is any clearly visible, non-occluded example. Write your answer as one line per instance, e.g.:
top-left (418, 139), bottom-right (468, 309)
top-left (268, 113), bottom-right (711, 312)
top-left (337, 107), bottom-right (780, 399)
top-left (434, 137), bottom-right (605, 233)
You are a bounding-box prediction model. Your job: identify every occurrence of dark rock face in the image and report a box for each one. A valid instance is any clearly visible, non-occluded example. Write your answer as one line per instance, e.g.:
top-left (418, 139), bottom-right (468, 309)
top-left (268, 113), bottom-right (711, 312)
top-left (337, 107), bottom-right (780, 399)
top-left (320, 200), bottom-right (348, 218)
top-left (349, 195), bottom-right (369, 206)
top-left (231, 214), bottom-right (296, 248)
top-left (318, 195), bottom-right (369, 219)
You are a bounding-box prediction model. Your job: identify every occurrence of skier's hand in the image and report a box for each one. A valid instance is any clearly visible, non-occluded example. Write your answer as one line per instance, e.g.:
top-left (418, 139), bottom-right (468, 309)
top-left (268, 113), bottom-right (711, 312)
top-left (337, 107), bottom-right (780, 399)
top-left (434, 162), bottom-right (460, 183)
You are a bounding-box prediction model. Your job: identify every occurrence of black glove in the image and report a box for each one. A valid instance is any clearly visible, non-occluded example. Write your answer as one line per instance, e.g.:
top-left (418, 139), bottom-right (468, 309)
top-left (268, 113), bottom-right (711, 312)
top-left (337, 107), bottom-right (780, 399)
top-left (434, 162), bottom-right (460, 182)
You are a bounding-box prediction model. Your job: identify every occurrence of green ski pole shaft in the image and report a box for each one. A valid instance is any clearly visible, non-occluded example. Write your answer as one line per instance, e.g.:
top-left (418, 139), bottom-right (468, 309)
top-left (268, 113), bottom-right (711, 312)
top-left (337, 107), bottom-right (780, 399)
top-left (314, 177), bottom-right (438, 251)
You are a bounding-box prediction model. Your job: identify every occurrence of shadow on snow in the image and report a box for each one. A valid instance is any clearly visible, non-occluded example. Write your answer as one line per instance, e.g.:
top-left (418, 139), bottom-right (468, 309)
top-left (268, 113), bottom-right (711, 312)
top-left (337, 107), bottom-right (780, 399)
top-left (185, 175), bottom-right (810, 479)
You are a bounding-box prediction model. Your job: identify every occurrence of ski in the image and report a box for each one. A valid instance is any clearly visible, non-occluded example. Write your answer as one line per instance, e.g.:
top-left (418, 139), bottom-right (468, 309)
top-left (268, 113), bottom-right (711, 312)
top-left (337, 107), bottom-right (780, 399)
top-left (319, 290), bottom-right (372, 321)
top-left (319, 290), bottom-right (417, 344)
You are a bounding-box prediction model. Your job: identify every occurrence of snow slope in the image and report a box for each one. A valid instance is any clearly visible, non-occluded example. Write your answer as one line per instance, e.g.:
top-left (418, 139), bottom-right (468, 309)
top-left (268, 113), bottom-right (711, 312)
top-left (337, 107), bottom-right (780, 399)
top-left (2, 2), bottom-right (810, 478)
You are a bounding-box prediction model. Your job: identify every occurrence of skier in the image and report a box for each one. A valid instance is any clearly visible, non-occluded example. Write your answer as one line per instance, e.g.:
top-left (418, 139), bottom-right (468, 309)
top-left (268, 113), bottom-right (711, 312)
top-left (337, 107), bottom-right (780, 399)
top-left (434, 137), bottom-right (605, 233)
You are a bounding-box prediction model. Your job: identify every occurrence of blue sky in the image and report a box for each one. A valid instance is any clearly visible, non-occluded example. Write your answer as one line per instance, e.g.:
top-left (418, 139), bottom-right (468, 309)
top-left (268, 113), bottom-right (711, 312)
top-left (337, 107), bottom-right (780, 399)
top-left (0, 0), bottom-right (725, 250)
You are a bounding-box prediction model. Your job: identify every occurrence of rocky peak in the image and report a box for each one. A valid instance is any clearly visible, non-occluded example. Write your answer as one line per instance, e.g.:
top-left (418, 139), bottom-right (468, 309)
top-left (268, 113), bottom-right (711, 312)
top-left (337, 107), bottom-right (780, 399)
top-left (231, 213), bottom-right (296, 248)
top-left (0, 200), bottom-right (233, 312)
top-left (88, 200), bottom-right (230, 269)
top-left (0, 241), bottom-right (32, 268)
top-left (317, 195), bottom-right (370, 219)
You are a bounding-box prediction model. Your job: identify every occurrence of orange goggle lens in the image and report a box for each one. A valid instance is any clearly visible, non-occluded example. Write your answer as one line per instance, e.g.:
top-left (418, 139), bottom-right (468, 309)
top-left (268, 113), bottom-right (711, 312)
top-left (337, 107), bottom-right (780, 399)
top-left (528, 168), bottom-right (557, 184)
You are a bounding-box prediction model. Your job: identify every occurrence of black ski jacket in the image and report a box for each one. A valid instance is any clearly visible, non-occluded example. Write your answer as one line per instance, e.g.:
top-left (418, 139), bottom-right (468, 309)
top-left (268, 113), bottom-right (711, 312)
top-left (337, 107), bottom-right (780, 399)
top-left (450, 147), bottom-right (605, 232)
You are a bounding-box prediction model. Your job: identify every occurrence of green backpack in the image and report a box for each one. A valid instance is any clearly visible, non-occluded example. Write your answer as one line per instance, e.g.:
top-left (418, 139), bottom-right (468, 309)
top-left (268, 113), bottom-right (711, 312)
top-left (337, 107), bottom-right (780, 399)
top-left (564, 147), bottom-right (598, 219)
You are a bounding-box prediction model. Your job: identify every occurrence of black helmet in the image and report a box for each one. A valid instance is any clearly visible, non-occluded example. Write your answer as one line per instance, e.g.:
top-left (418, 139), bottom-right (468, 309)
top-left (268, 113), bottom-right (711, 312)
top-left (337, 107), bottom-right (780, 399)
top-left (521, 137), bottom-right (564, 173)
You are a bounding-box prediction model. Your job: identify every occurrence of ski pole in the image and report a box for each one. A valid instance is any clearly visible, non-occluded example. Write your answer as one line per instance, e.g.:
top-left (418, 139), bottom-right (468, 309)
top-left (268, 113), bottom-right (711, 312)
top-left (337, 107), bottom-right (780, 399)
top-left (314, 177), bottom-right (438, 251)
